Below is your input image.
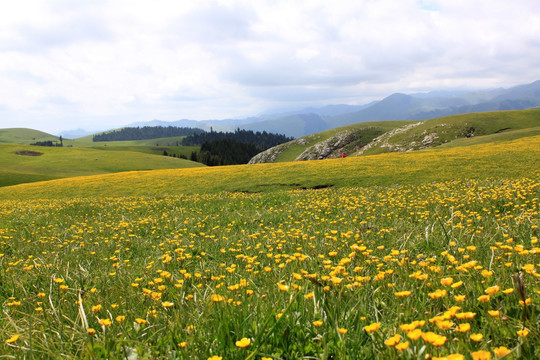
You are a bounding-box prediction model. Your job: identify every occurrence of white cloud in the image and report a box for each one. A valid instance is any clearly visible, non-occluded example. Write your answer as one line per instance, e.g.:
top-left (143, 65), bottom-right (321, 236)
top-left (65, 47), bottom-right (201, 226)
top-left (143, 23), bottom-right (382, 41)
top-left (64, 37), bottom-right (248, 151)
top-left (0, 0), bottom-right (539, 134)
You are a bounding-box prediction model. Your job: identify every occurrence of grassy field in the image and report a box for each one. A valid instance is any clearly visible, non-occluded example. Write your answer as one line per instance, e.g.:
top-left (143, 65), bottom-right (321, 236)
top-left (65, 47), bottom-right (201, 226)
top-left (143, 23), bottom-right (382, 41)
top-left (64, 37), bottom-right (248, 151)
top-left (0, 127), bottom-right (538, 359)
top-left (0, 177), bottom-right (537, 358)
top-left (1, 134), bottom-right (538, 200)
top-left (254, 110), bottom-right (540, 163)
top-left (355, 110), bottom-right (540, 156)
top-left (0, 143), bottom-right (204, 187)
top-left (0, 128), bottom-right (60, 145)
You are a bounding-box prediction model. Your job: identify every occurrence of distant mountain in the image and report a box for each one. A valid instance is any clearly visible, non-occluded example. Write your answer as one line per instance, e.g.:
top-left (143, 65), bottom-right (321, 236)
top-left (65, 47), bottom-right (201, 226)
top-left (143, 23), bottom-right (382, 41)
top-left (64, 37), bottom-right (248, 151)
top-left (326, 80), bottom-right (540, 130)
top-left (257, 102), bottom-right (379, 118)
top-left (238, 114), bottom-right (327, 139)
top-left (101, 80), bottom-right (540, 139)
top-left (59, 128), bottom-right (94, 139)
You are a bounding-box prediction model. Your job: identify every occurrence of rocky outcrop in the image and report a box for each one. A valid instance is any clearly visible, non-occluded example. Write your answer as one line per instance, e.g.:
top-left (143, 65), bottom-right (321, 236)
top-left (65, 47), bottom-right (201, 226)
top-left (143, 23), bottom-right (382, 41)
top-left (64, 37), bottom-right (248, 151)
top-left (248, 135), bottom-right (320, 164)
top-left (295, 131), bottom-right (355, 160)
top-left (248, 144), bottom-right (288, 164)
top-left (356, 122), bottom-right (423, 154)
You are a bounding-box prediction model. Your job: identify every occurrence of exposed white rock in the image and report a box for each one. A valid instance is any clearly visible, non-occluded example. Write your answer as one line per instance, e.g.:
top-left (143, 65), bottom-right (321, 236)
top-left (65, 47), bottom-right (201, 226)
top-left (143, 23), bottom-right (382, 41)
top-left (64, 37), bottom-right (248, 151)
top-left (356, 122), bottom-right (423, 154)
top-left (295, 131), bottom-right (353, 161)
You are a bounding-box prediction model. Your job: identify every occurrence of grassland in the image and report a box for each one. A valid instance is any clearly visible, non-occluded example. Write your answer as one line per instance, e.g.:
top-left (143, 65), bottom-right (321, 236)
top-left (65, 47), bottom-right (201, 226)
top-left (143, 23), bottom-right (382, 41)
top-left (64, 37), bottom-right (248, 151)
top-left (0, 177), bottom-right (537, 359)
top-left (254, 110), bottom-right (540, 163)
top-left (355, 110), bottom-right (540, 156)
top-left (0, 119), bottom-right (539, 359)
top-left (0, 128), bottom-right (60, 144)
top-left (1, 134), bottom-right (538, 200)
top-left (0, 143), bottom-right (204, 187)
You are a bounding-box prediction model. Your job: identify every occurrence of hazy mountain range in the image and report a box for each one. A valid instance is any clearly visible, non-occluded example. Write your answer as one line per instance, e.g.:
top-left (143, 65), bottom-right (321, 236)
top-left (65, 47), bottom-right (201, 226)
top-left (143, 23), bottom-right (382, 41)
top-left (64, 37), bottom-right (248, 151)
top-left (62, 80), bottom-right (540, 139)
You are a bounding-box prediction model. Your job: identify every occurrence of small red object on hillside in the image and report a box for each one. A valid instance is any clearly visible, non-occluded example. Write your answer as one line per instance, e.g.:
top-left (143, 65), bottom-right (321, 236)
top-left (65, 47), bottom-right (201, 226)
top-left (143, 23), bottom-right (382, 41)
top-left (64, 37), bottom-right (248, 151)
top-left (342, 153), bottom-right (346, 158)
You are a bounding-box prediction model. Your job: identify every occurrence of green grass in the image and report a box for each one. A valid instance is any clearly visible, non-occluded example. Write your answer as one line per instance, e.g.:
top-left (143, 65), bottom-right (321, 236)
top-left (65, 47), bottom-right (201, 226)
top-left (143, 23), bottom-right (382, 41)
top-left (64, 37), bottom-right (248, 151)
top-left (0, 178), bottom-right (537, 359)
top-left (439, 127), bottom-right (540, 148)
top-left (1, 134), bottom-right (538, 200)
top-left (356, 110), bottom-right (540, 155)
top-left (0, 128), bottom-right (538, 359)
top-left (0, 144), bottom-right (204, 187)
top-left (0, 128), bottom-right (59, 144)
top-left (87, 145), bottom-right (200, 158)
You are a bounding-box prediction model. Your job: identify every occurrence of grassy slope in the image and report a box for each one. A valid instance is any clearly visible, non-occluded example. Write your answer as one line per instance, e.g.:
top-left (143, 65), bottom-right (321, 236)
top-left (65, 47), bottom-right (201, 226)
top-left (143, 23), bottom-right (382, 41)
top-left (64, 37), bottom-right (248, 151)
top-left (274, 121), bottom-right (411, 162)
top-left (356, 109), bottom-right (540, 155)
top-left (438, 126), bottom-right (540, 148)
top-left (0, 144), bottom-right (204, 187)
top-left (86, 145), bottom-right (200, 158)
top-left (0, 128), bottom-right (59, 144)
top-left (1, 134), bottom-right (538, 200)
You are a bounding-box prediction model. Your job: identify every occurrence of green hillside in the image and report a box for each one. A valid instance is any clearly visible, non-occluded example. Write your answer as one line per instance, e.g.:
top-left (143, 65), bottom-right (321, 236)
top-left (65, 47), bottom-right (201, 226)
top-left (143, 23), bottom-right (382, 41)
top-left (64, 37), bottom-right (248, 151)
top-left (250, 109), bottom-right (540, 163)
top-left (356, 109), bottom-right (540, 155)
top-left (251, 121), bottom-right (411, 163)
top-left (0, 143), bottom-right (204, 187)
top-left (0, 128), bottom-right (59, 144)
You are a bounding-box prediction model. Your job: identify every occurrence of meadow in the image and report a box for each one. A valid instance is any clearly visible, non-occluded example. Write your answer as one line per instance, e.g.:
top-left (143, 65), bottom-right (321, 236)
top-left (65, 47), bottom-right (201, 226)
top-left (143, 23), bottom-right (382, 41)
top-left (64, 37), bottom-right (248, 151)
top-left (0, 143), bottom-right (203, 188)
top-left (0, 135), bottom-right (539, 359)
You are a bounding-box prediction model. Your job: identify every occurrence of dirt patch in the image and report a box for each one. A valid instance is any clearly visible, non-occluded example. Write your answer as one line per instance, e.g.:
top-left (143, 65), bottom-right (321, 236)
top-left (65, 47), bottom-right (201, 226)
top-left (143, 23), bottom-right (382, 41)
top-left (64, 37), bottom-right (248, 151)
top-left (15, 150), bottom-right (43, 156)
top-left (300, 184), bottom-right (334, 190)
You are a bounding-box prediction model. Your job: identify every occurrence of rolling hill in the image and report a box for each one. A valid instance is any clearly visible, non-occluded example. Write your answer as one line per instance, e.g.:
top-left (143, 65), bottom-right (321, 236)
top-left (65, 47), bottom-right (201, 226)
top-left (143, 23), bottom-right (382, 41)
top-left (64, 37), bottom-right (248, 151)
top-left (0, 128), bottom-right (61, 144)
top-left (250, 109), bottom-right (540, 163)
top-left (0, 143), bottom-right (204, 187)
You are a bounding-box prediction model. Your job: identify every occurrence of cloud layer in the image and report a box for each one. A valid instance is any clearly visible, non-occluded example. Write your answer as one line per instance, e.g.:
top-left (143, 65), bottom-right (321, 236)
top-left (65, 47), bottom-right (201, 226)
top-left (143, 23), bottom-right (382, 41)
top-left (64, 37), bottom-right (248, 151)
top-left (1, 0), bottom-right (539, 133)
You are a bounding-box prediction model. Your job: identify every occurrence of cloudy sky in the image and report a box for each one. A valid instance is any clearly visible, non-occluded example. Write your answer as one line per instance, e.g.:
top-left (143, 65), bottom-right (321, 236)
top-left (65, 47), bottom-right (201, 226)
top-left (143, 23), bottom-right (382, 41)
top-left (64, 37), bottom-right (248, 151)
top-left (1, 0), bottom-right (539, 134)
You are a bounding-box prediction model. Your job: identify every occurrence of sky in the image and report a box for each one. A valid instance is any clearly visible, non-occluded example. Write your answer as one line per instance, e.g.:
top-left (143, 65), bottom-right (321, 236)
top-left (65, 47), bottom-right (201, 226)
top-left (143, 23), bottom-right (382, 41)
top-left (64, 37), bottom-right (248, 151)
top-left (1, 0), bottom-right (539, 135)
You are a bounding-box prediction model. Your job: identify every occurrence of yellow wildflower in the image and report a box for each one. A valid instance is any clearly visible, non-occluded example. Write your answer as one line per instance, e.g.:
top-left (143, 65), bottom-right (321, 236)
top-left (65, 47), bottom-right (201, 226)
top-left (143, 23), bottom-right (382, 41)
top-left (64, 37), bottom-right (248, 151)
top-left (493, 347), bottom-right (511, 357)
top-left (455, 323), bottom-right (470, 333)
top-left (470, 333), bottom-right (483, 342)
top-left (385, 334), bottom-right (401, 347)
top-left (395, 341), bottom-right (409, 351)
top-left (441, 277), bottom-right (454, 286)
top-left (6, 334), bottom-right (19, 344)
top-left (363, 322), bottom-right (381, 333)
top-left (235, 337), bottom-right (251, 348)
top-left (471, 350), bottom-right (491, 360)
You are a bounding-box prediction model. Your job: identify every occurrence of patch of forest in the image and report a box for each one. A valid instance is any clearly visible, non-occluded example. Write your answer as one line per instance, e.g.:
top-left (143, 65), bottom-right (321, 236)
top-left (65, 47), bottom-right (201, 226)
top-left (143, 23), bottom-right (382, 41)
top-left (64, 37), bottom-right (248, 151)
top-left (181, 129), bottom-right (293, 148)
top-left (92, 126), bottom-right (204, 141)
top-left (183, 129), bottom-right (294, 166)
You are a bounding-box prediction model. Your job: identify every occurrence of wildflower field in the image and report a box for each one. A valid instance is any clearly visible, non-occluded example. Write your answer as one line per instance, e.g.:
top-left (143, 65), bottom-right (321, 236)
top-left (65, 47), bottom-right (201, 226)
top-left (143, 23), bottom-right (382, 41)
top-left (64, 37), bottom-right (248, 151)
top-left (0, 136), bottom-right (539, 359)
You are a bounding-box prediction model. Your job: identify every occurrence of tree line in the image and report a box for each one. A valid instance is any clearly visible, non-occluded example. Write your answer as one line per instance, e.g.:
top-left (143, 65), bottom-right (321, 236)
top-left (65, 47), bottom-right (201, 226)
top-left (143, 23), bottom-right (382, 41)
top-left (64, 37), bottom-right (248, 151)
top-left (188, 139), bottom-right (260, 166)
top-left (183, 129), bottom-right (293, 166)
top-left (31, 136), bottom-right (64, 147)
top-left (92, 126), bottom-right (204, 142)
top-left (181, 128), bottom-right (293, 149)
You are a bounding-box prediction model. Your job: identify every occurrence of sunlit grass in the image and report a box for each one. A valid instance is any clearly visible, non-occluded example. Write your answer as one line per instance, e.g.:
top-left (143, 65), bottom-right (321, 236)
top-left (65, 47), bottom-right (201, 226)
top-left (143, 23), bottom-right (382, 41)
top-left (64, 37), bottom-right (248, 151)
top-left (0, 133), bottom-right (538, 359)
top-left (0, 143), bottom-right (204, 187)
top-left (1, 134), bottom-right (538, 200)
top-left (0, 177), bottom-right (538, 359)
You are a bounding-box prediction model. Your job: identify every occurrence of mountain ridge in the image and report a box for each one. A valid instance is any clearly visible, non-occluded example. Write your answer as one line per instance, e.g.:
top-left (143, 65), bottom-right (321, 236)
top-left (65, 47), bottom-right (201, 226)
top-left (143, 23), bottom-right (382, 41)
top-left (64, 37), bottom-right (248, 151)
top-left (18, 80), bottom-right (540, 139)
